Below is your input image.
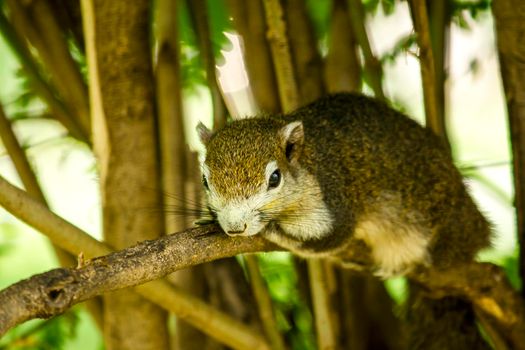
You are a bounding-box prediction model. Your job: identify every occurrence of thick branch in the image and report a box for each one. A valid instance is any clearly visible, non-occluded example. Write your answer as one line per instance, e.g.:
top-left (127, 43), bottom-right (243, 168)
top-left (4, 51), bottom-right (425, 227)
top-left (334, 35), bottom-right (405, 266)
top-left (0, 224), bottom-right (276, 349)
top-left (0, 175), bottom-right (274, 349)
top-left (412, 264), bottom-right (525, 350)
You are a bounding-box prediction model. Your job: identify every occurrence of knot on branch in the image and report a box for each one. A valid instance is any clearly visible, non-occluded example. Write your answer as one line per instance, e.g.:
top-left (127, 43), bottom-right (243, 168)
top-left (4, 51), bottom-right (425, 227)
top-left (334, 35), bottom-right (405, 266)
top-left (35, 269), bottom-right (77, 317)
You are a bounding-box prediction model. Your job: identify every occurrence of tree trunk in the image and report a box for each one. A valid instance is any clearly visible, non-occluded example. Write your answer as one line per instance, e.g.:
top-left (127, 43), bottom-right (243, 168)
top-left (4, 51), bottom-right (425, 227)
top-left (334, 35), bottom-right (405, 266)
top-left (81, 0), bottom-right (169, 348)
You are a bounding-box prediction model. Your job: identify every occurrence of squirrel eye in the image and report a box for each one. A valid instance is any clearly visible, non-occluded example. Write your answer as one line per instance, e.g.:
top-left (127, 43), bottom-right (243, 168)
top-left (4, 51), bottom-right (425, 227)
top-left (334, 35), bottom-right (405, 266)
top-left (202, 174), bottom-right (209, 190)
top-left (268, 169), bottom-right (281, 189)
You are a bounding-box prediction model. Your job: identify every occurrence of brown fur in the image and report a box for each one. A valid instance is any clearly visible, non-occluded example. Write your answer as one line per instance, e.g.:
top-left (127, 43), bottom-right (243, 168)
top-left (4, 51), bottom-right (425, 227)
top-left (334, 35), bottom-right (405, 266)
top-left (200, 93), bottom-right (492, 348)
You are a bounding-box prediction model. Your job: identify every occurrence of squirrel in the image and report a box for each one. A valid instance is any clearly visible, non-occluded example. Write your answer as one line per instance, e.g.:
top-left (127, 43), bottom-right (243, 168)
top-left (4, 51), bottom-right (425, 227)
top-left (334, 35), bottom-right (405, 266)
top-left (197, 93), bottom-right (493, 349)
top-left (197, 93), bottom-right (491, 278)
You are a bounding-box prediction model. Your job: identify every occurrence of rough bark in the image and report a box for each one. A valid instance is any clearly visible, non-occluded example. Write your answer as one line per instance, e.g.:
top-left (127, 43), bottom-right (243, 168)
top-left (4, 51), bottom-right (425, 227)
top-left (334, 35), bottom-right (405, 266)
top-left (492, 0), bottom-right (525, 298)
top-left (0, 225), bottom-right (276, 350)
top-left (81, 0), bottom-right (169, 348)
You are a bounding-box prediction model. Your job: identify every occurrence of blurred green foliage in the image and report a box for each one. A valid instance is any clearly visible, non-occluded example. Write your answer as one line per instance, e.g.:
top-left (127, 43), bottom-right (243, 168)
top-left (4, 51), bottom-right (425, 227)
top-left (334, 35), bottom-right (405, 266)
top-left (0, 312), bottom-right (79, 350)
top-left (257, 253), bottom-right (316, 350)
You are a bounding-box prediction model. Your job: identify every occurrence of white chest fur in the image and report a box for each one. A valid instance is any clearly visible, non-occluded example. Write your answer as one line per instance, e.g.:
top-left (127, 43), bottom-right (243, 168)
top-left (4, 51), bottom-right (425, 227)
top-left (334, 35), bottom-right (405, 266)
top-left (354, 193), bottom-right (432, 278)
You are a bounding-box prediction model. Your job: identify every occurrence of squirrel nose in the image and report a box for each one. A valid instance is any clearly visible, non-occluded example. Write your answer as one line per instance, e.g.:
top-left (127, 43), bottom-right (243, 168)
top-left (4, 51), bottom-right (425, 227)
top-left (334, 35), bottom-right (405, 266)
top-left (227, 223), bottom-right (247, 236)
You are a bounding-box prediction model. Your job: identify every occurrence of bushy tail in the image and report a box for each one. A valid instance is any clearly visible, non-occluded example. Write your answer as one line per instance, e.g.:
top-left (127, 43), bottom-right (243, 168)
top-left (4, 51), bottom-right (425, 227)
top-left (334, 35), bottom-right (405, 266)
top-left (406, 284), bottom-right (490, 350)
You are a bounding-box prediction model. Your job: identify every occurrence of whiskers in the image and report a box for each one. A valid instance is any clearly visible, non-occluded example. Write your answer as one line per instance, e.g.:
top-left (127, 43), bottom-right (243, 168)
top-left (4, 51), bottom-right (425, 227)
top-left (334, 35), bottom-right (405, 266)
top-left (135, 186), bottom-right (215, 224)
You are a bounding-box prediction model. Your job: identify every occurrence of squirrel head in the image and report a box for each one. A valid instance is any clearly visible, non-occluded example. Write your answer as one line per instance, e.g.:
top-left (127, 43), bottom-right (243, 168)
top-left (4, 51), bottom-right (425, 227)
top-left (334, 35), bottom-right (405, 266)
top-left (197, 118), bottom-right (306, 237)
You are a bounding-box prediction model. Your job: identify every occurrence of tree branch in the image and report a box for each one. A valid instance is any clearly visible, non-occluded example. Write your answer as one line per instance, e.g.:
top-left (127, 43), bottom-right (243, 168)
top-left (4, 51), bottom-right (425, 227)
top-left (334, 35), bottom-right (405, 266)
top-left (308, 259), bottom-right (337, 349)
top-left (412, 264), bottom-right (525, 350)
top-left (0, 223), bottom-right (276, 349)
top-left (0, 103), bottom-right (103, 328)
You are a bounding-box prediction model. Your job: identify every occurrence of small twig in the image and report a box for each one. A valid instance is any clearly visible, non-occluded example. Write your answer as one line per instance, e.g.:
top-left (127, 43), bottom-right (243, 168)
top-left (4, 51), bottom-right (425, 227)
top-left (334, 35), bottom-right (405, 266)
top-left (0, 104), bottom-right (47, 204)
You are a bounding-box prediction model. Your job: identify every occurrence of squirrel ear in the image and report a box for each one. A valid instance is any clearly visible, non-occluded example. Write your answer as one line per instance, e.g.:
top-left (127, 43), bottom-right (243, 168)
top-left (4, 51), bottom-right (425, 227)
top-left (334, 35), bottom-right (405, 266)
top-left (197, 122), bottom-right (213, 145)
top-left (280, 121), bottom-right (304, 162)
